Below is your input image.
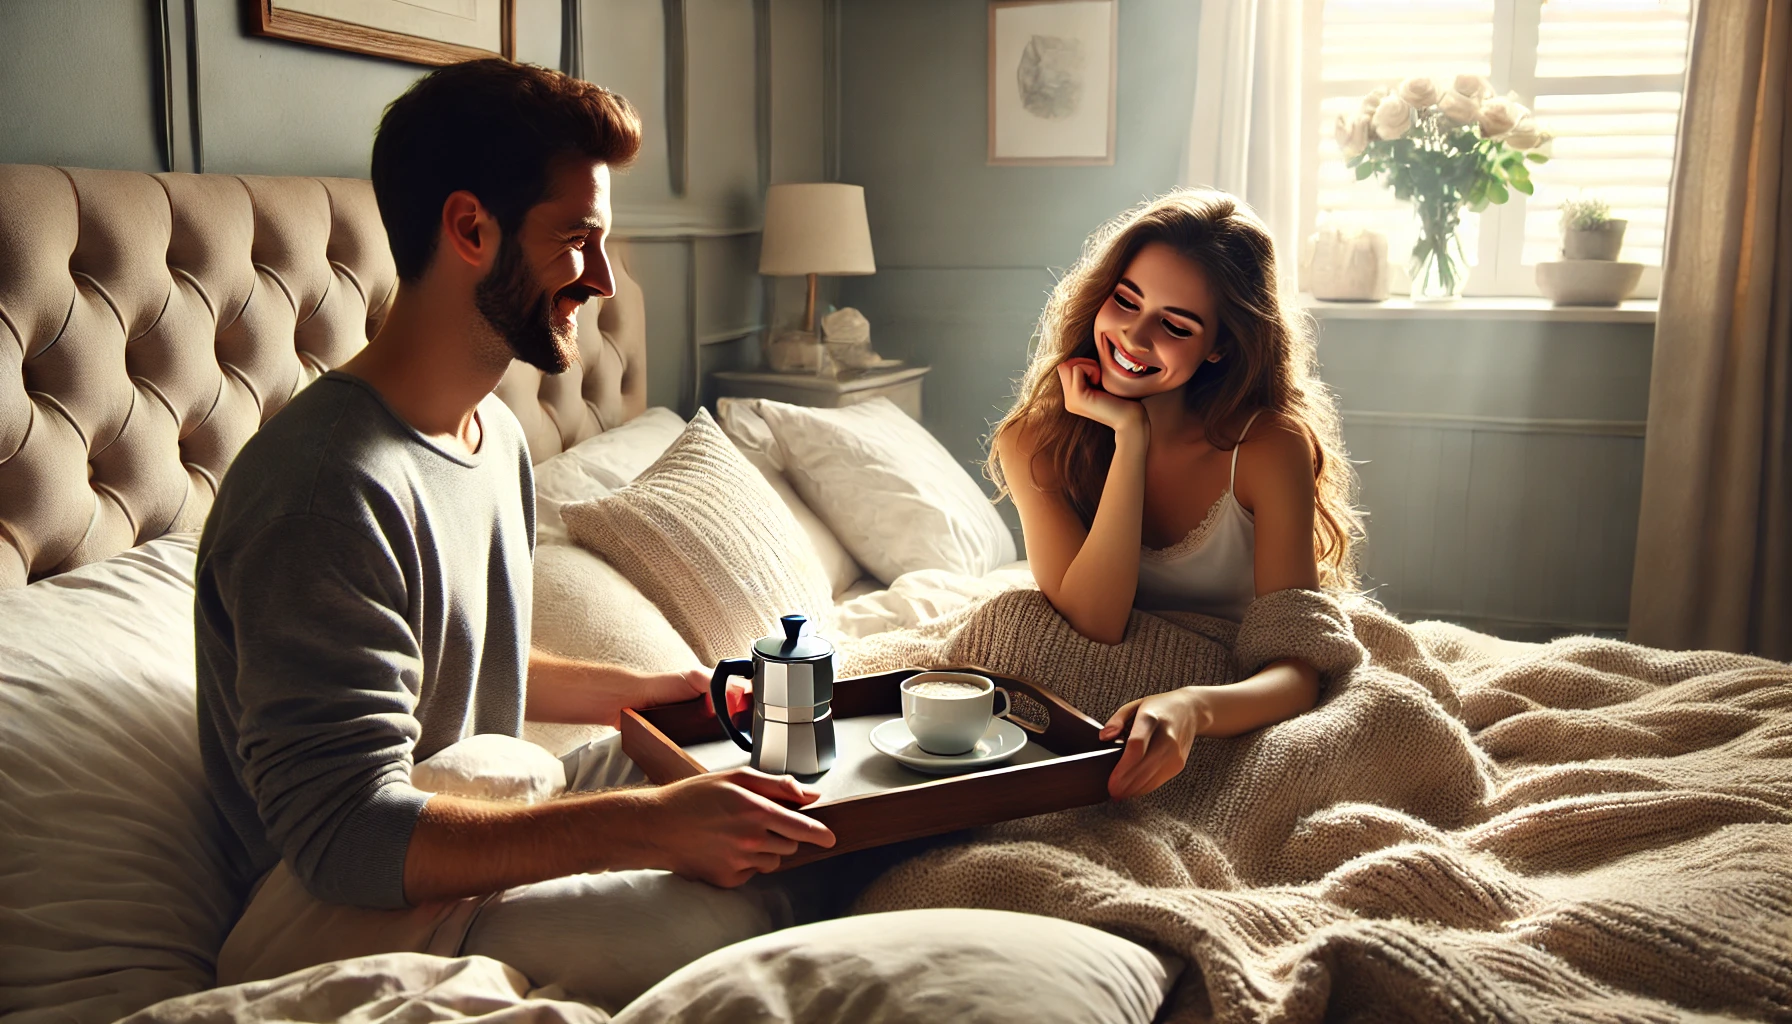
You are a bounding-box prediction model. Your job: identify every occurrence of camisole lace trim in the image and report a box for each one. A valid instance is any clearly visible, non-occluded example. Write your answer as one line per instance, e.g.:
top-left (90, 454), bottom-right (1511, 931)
top-left (1141, 491), bottom-right (1233, 563)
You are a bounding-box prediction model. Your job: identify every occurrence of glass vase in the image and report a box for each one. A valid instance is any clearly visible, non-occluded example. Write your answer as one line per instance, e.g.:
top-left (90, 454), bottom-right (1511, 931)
top-left (1409, 208), bottom-right (1469, 301)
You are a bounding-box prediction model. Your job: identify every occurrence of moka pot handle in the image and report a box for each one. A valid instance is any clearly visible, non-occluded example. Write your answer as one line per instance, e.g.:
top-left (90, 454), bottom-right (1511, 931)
top-left (709, 658), bottom-right (755, 752)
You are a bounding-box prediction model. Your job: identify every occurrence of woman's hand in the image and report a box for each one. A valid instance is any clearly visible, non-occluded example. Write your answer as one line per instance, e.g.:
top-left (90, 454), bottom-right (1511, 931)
top-left (1099, 687), bottom-right (1210, 799)
top-left (1058, 358), bottom-right (1146, 436)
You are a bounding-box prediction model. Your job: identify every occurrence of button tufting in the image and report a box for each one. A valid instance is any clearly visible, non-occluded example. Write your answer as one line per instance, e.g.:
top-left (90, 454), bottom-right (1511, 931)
top-left (0, 165), bottom-right (647, 588)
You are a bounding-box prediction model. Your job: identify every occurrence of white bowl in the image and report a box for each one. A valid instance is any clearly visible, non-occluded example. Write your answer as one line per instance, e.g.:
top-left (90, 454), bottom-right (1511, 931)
top-left (1536, 260), bottom-right (1644, 306)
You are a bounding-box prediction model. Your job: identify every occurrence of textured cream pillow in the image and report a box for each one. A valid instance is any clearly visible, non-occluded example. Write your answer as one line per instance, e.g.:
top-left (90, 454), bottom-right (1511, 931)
top-left (753, 398), bottom-right (1017, 584)
top-left (560, 409), bottom-right (832, 665)
top-left (533, 407), bottom-right (685, 547)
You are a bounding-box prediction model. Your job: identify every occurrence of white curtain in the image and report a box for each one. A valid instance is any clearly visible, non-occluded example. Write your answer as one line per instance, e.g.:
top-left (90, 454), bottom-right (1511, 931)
top-left (1181, 0), bottom-right (1305, 282)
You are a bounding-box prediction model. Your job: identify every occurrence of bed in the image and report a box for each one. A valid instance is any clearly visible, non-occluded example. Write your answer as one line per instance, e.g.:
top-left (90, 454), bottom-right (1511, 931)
top-left (0, 164), bottom-right (1175, 1024)
top-left (3, 164), bottom-right (1789, 1024)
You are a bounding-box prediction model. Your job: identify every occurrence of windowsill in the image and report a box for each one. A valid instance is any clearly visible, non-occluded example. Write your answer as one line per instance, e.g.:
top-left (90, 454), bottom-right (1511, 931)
top-left (1302, 294), bottom-right (1658, 324)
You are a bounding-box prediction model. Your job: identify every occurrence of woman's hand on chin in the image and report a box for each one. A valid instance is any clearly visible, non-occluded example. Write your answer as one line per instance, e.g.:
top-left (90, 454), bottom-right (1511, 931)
top-left (1099, 688), bottom-right (1208, 800)
top-left (1058, 358), bottom-right (1147, 437)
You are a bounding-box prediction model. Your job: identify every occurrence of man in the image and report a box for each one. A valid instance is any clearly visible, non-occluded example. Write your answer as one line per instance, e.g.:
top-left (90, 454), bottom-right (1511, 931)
top-left (195, 60), bottom-right (834, 1010)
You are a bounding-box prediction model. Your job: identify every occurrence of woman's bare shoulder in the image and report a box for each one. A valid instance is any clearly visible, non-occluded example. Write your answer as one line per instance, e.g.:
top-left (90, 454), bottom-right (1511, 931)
top-left (995, 417), bottom-right (1063, 489)
top-left (1234, 409), bottom-right (1316, 505)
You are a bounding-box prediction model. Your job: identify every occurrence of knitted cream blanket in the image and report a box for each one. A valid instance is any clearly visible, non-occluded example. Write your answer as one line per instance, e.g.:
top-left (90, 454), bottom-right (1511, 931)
top-left (835, 589), bottom-right (1792, 1023)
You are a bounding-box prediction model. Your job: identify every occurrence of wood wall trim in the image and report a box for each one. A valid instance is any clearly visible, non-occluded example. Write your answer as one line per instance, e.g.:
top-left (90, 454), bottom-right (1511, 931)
top-left (246, 0), bottom-right (515, 67)
top-left (1342, 410), bottom-right (1647, 438)
top-left (663, 0), bottom-right (688, 196)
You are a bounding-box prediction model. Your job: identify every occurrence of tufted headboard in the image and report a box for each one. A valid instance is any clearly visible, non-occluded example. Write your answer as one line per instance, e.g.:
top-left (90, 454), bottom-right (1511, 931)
top-left (0, 164), bottom-right (648, 589)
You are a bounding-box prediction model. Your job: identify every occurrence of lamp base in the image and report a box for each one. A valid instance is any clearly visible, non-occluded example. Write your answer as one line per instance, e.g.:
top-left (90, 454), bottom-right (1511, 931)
top-left (765, 329), bottom-right (824, 373)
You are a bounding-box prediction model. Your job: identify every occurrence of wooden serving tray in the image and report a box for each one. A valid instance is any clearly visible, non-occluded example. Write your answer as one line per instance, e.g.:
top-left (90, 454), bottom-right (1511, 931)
top-left (620, 668), bottom-right (1121, 870)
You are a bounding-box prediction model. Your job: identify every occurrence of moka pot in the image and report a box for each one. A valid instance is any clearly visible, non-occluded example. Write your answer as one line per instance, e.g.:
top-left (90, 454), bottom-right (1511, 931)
top-left (709, 613), bottom-right (836, 779)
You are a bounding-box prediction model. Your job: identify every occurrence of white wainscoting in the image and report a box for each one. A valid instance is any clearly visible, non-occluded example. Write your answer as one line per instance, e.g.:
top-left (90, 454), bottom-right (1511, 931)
top-left (1344, 410), bottom-right (1645, 640)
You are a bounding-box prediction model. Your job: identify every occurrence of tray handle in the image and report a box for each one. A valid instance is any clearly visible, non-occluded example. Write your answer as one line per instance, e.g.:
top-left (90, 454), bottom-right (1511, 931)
top-left (1002, 690), bottom-right (1051, 735)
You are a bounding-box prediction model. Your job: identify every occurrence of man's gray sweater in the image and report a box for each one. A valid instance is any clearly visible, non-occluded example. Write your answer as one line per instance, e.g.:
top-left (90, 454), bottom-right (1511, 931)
top-left (195, 371), bottom-right (535, 910)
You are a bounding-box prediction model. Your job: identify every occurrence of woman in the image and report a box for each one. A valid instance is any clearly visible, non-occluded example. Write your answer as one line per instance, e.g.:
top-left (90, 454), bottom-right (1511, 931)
top-left (990, 189), bottom-right (1362, 800)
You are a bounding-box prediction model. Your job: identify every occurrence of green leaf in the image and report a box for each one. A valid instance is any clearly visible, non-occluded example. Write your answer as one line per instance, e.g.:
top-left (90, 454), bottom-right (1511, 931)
top-left (1356, 162), bottom-right (1376, 180)
top-left (1487, 180), bottom-right (1510, 205)
top-left (1526, 152), bottom-right (1550, 164)
top-left (1511, 176), bottom-right (1534, 195)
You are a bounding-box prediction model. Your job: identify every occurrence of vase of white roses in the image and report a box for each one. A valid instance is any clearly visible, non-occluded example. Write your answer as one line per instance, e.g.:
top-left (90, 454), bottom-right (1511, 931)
top-left (1335, 75), bottom-right (1550, 300)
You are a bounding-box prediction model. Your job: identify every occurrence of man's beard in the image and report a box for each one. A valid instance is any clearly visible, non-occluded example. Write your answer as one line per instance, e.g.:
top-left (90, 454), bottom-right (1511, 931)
top-left (474, 234), bottom-right (586, 374)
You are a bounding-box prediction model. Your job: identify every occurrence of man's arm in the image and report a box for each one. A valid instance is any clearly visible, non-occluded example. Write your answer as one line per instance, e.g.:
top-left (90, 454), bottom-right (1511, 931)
top-left (402, 767), bottom-right (835, 901)
top-left (523, 650), bottom-right (707, 725)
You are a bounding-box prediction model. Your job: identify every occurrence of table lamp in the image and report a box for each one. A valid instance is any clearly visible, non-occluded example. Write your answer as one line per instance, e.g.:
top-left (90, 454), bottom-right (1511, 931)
top-left (759, 183), bottom-right (877, 334)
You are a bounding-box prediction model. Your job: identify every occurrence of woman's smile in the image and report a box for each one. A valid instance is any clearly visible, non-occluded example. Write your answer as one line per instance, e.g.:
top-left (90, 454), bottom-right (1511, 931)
top-left (1105, 335), bottom-right (1161, 377)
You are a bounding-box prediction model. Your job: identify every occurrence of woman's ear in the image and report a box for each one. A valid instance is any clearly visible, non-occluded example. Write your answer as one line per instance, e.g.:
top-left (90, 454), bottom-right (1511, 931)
top-left (1206, 349), bottom-right (1224, 363)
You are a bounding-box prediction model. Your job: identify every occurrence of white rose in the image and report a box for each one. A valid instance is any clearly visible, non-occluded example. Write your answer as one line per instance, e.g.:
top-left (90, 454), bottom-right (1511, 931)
top-left (1372, 94), bottom-right (1413, 141)
top-left (1397, 76), bottom-right (1440, 110)
top-left (1452, 74), bottom-right (1490, 101)
top-left (1437, 88), bottom-right (1480, 127)
top-left (1360, 86), bottom-right (1389, 116)
top-left (1504, 114), bottom-right (1543, 150)
top-left (1478, 95), bottom-right (1521, 138)
top-left (1334, 113), bottom-right (1371, 158)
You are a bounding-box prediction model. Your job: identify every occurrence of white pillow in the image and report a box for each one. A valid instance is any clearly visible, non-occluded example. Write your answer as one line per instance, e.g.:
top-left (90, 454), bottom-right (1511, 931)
top-left (610, 909), bottom-right (1178, 1024)
top-left (533, 407), bottom-right (685, 546)
top-left (413, 734), bottom-right (567, 804)
top-left (752, 398), bottom-right (1017, 584)
top-left (0, 534), bottom-right (239, 1024)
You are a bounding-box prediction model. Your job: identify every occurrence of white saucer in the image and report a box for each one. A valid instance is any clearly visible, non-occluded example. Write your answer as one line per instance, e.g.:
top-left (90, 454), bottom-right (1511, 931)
top-left (869, 717), bottom-right (1029, 775)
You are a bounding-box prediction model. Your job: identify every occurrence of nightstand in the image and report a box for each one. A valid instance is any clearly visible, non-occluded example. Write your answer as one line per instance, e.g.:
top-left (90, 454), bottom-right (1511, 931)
top-left (711, 365), bottom-right (931, 419)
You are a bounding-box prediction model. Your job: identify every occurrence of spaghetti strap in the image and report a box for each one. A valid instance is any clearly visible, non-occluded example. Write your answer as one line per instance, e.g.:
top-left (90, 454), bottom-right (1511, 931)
top-left (1229, 409), bottom-right (1266, 491)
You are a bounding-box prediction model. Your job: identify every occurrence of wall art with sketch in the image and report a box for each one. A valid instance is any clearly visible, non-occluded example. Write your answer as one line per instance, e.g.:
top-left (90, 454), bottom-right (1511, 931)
top-left (987, 0), bottom-right (1117, 165)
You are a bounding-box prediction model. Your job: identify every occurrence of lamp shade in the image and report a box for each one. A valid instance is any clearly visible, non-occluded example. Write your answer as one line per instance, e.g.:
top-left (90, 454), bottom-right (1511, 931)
top-left (758, 183), bottom-right (876, 277)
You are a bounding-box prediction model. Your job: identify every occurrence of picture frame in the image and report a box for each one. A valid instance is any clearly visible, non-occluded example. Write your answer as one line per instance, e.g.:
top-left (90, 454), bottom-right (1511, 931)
top-left (247, 0), bottom-right (515, 67)
top-left (988, 0), bottom-right (1117, 166)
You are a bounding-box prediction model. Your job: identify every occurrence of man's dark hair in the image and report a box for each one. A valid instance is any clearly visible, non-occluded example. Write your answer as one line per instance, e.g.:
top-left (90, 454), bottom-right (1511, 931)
top-left (372, 60), bottom-right (642, 281)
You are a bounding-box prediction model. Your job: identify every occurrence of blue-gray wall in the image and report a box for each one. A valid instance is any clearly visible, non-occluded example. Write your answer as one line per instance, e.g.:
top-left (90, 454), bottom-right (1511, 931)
top-left (835, 0), bottom-right (1652, 639)
top-left (837, 0), bottom-right (1204, 523)
top-left (0, 0), bottom-right (824, 413)
top-left (1316, 313), bottom-right (1649, 638)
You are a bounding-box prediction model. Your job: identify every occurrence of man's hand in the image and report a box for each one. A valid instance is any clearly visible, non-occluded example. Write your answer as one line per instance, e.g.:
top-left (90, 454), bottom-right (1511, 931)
top-left (402, 767), bottom-right (836, 902)
top-left (634, 667), bottom-right (709, 708)
top-left (525, 652), bottom-right (707, 726)
top-left (639, 768), bottom-right (836, 887)
top-left (1099, 688), bottom-right (1209, 800)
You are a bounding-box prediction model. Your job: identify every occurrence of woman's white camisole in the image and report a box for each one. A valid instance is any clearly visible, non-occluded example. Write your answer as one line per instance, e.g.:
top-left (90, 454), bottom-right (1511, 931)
top-left (1134, 410), bottom-right (1263, 623)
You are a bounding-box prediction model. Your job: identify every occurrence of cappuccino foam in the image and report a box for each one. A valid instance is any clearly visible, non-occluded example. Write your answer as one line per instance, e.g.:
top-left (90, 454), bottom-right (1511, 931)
top-left (906, 679), bottom-right (986, 699)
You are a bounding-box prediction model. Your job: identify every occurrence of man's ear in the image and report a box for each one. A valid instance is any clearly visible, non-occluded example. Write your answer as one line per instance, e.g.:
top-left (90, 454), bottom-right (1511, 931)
top-left (439, 190), bottom-right (498, 270)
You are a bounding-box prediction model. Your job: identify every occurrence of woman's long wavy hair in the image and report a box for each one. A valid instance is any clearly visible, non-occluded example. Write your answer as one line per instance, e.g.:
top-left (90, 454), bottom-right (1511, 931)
top-left (986, 189), bottom-right (1364, 589)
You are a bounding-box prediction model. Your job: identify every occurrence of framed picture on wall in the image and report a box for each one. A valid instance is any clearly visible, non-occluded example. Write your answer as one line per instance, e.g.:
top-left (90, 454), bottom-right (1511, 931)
top-left (247, 0), bottom-right (515, 67)
top-left (988, 0), bottom-right (1117, 166)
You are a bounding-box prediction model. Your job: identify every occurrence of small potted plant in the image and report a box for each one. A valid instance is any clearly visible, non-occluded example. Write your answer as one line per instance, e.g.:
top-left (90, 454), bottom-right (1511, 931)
top-left (1559, 197), bottom-right (1627, 261)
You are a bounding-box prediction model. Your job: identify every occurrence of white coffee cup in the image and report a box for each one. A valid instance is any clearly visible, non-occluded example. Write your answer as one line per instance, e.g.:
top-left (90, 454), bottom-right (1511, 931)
top-left (900, 671), bottom-right (1012, 755)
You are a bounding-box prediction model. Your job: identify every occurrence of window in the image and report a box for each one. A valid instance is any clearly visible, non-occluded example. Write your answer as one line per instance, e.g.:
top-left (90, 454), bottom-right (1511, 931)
top-left (1300, 0), bottom-right (1692, 298)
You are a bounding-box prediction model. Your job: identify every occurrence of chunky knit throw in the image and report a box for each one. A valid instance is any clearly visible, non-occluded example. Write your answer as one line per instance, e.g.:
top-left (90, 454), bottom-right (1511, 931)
top-left (836, 589), bottom-right (1792, 1023)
